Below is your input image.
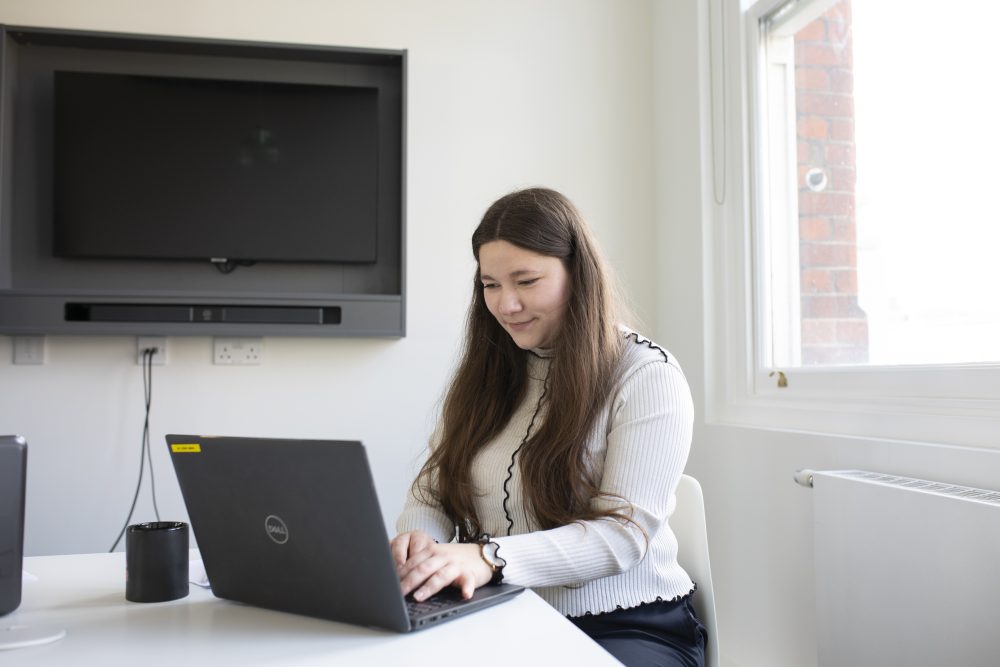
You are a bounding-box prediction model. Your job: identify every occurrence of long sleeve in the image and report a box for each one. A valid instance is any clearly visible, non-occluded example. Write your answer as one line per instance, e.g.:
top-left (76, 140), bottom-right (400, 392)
top-left (494, 358), bottom-right (693, 589)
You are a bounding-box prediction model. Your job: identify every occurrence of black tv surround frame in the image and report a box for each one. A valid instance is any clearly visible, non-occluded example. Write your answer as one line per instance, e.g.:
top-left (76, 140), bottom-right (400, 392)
top-left (0, 26), bottom-right (406, 337)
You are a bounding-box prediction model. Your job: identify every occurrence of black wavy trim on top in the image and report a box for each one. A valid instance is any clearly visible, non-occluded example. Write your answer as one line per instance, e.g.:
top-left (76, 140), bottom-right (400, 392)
top-left (623, 331), bottom-right (669, 363)
top-left (501, 363), bottom-right (551, 535)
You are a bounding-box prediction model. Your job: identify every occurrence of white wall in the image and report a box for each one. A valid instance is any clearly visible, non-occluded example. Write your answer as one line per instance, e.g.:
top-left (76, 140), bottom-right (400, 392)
top-left (653, 2), bottom-right (1000, 666)
top-left (0, 0), bottom-right (657, 555)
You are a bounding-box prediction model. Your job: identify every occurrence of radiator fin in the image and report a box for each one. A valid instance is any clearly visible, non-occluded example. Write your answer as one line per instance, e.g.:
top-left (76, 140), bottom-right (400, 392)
top-left (835, 469), bottom-right (1000, 506)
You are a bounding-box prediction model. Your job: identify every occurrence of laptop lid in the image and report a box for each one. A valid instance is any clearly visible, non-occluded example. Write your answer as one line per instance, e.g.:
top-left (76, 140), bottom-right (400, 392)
top-left (165, 435), bottom-right (522, 632)
top-left (0, 435), bottom-right (27, 617)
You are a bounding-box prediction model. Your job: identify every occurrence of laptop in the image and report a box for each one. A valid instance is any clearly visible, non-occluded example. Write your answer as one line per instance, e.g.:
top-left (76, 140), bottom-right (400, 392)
top-left (165, 435), bottom-right (523, 632)
top-left (0, 435), bottom-right (27, 617)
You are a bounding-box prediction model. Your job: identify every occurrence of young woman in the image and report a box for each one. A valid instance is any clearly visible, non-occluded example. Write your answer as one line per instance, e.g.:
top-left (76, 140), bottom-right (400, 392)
top-left (392, 188), bottom-right (705, 666)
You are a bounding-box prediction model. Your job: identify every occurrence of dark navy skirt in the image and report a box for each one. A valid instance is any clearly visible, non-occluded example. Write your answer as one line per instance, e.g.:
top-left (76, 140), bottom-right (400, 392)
top-left (568, 594), bottom-right (706, 667)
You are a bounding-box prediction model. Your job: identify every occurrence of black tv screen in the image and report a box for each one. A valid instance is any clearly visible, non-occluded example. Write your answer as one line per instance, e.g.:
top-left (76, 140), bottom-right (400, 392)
top-left (52, 71), bottom-right (379, 264)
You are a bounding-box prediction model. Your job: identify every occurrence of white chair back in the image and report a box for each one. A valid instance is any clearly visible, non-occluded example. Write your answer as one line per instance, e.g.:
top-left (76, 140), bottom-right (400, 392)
top-left (673, 473), bottom-right (720, 667)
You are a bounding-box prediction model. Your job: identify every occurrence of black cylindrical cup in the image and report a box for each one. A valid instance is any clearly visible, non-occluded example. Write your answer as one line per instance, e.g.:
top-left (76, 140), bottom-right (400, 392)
top-left (125, 521), bottom-right (189, 603)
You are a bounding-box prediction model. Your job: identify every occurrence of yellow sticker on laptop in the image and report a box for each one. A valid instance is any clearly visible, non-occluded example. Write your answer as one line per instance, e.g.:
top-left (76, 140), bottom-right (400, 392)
top-left (171, 443), bottom-right (201, 453)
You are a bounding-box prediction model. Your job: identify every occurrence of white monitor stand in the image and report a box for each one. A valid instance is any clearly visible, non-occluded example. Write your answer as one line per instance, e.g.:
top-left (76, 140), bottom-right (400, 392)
top-left (0, 620), bottom-right (66, 650)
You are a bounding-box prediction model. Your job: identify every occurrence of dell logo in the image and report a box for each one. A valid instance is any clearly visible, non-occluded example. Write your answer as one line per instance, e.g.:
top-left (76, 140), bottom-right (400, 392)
top-left (264, 514), bottom-right (289, 544)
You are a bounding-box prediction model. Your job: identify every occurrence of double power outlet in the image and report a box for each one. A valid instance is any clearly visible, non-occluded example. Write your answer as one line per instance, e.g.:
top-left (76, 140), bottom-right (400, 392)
top-left (135, 337), bottom-right (263, 365)
top-left (212, 337), bottom-right (263, 365)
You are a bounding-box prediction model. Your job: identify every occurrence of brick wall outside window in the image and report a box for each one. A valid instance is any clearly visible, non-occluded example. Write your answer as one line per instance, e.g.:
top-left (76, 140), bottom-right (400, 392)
top-left (794, 0), bottom-right (868, 365)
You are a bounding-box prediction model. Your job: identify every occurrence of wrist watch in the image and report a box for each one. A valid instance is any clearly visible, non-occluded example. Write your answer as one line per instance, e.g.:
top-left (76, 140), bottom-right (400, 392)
top-left (478, 540), bottom-right (506, 585)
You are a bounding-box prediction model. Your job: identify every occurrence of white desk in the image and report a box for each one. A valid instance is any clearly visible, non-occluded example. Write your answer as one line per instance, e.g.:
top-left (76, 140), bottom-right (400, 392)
top-left (3, 552), bottom-right (621, 666)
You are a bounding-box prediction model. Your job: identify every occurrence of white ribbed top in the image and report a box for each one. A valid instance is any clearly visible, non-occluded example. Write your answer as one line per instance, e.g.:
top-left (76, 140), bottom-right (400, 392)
top-left (396, 331), bottom-right (695, 617)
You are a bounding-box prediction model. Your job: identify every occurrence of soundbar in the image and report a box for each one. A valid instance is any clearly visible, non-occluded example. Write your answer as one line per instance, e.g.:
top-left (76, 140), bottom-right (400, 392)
top-left (64, 303), bottom-right (342, 325)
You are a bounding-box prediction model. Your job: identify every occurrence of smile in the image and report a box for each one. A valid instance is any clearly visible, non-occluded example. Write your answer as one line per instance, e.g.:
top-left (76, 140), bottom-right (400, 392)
top-left (505, 319), bottom-right (535, 330)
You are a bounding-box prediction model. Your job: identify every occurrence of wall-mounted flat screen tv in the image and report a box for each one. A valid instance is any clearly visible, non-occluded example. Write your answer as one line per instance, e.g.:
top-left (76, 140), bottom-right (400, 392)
top-left (52, 71), bottom-right (379, 265)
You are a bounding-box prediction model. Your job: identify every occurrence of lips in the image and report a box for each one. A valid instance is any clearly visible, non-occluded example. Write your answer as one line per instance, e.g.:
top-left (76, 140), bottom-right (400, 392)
top-left (505, 319), bottom-right (535, 330)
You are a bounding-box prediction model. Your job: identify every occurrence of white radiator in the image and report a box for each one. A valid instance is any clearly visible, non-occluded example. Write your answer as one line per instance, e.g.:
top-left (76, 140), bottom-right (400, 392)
top-left (798, 469), bottom-right (1000, 667)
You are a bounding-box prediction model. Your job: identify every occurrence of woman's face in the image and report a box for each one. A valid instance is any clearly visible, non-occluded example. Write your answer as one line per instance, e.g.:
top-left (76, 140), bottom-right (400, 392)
top-left (478, 240), bottom-right (570, 350)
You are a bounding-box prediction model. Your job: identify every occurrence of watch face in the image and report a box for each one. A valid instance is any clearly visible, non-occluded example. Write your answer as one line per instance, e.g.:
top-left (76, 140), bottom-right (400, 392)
top-left (482, 541), bottom-right (503, 567)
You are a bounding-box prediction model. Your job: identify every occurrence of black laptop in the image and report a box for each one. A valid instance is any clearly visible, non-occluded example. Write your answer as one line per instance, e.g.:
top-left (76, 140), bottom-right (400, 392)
top-left (0, 435), bottom-right (27, 617)
top-left (165, 435), bottom-right (523, 632)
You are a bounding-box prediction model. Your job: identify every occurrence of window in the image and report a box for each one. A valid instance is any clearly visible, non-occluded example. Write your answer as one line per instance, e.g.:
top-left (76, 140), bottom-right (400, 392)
top-left (757, 0), bottom-right (1000, 369)
top-left (706, 0), bottom-right (1000, 447)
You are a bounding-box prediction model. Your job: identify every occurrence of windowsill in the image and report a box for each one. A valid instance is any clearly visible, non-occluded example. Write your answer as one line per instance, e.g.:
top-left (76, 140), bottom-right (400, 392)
top-left (709, 392), bottom-right (1000, 450)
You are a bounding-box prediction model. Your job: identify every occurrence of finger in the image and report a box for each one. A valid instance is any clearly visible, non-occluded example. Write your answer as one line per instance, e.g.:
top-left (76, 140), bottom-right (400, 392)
top-left (403, 552), bottom-right (460, 598)
top-left (399, 553), bottom-right (446, 596)
top-left (412, 564), bottom-right (460, 601)
top-left (410, 533), bottom-right (436, 554)
top-left (389, 533), bottom-right (411, 568)
top-left (393, 531), bottom-right (436, 569)
top-left (397, 546), bottom-right (437, 581)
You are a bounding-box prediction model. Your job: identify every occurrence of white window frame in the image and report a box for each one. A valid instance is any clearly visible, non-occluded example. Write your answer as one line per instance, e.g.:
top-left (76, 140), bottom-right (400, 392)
top-left (705, 0), bottom-right (1000, 449)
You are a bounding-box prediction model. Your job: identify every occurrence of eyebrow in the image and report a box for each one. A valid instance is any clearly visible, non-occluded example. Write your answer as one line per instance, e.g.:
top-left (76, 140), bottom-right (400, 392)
top-left (480, 269), bottom-right (541, 281)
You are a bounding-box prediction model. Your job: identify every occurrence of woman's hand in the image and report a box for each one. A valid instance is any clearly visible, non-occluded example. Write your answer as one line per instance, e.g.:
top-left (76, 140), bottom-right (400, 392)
top-left (390, 530), bottom-right (438, 568)
top-left (392, 538), bottom-right (493, 601)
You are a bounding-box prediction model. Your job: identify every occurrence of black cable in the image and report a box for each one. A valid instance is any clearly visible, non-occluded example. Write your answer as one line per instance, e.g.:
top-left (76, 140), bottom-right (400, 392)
top-left (143, 345), bottom-right (161, 522)
top-left (108, 347), bottom-right (160, 552)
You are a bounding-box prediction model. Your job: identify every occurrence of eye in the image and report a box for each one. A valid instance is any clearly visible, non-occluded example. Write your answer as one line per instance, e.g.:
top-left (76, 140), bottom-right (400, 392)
top-left (517, 278), bottom-right (539, 287)
top-left (482, 282), bottom-right (499, 290)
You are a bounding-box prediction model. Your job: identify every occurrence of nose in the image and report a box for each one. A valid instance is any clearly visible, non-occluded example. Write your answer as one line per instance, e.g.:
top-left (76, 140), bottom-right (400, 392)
top-left (497, 288), bottom-right (522, 315)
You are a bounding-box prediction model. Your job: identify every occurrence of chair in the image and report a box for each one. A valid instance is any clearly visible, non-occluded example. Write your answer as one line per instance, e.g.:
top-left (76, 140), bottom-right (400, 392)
top-left (673, 473), bottom-right (720, 667)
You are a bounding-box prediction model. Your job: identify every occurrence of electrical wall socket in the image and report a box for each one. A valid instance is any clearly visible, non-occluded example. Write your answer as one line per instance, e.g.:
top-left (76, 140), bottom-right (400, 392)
top-left (137, 337), bottom-right (167, 365)
top-left (213, 337), bottom-right (263, 365)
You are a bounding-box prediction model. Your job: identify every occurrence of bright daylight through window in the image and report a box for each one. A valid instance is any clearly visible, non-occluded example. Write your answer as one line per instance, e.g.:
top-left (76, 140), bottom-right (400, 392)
top-left (758, 0), bottom-right (1000, 368)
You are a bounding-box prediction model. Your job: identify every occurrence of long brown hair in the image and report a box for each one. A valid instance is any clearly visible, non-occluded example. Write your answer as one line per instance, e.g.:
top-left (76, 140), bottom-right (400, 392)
top-left (416, 187), bottom-right (631, 540)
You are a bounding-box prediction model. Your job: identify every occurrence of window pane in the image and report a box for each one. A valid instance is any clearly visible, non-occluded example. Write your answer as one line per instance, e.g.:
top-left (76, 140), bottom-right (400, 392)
top-left (762, 0), bottom-right (1000, 367)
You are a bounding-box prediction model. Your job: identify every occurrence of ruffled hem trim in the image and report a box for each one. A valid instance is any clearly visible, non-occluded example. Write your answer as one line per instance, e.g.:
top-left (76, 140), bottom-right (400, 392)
top-left (565, 584), bottom-right (698, 619)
